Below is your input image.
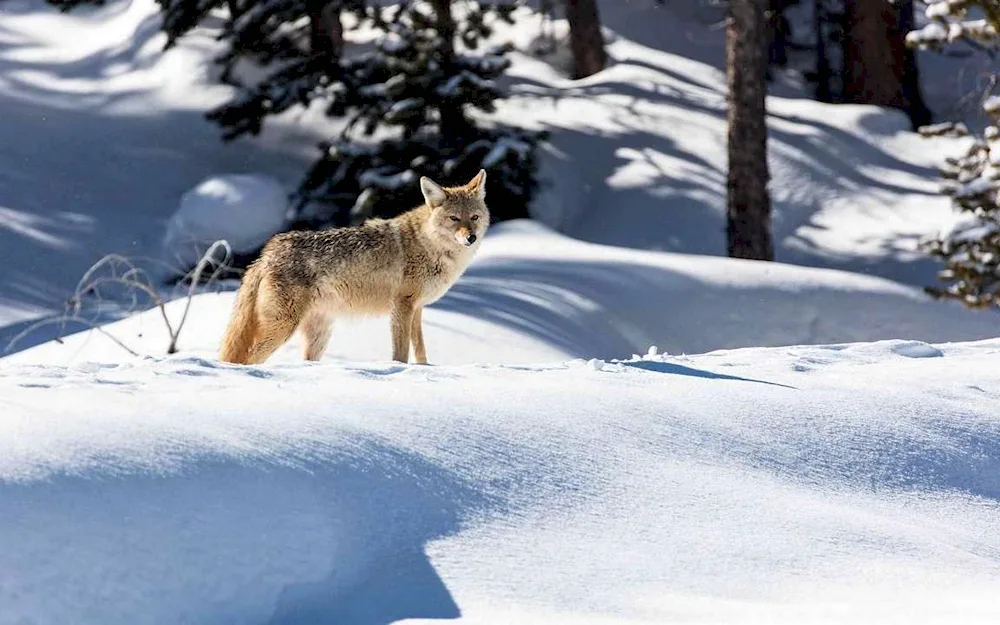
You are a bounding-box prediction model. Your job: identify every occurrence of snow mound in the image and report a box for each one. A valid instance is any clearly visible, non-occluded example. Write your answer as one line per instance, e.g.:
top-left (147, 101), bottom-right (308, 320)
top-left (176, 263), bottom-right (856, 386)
top-left (2, 340), bottom-right (999, 624)
top-left (890, 340), bottom-right (945, 358)
top-left (160, 174), bottom-right (289, 278)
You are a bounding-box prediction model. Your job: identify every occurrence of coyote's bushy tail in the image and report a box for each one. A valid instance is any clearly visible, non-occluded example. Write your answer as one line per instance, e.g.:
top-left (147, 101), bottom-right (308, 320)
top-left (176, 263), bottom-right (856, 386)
top-left (219, 263), bottom-right (263, 364)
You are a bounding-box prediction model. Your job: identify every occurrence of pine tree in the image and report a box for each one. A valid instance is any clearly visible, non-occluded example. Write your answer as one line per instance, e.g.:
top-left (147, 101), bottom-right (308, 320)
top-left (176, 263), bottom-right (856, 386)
top-left (49, 0), bottom-right (542, 230)
top-left (727, 0), bottom-right (774, 261)
top-left (907, 1), bottom-right (1000, 309)
top-left (280, 0), bottom-right (542, 227)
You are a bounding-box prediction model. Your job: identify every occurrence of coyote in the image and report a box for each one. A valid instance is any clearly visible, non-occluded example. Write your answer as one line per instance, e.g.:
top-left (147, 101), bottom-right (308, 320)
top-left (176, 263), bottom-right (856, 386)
top-left (219, 169), bottom-right (489, 365)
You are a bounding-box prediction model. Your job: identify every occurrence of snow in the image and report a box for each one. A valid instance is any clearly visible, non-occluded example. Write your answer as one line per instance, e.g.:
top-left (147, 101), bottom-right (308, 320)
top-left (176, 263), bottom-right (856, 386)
top-left (3, 1), bottom-right (1000, 621)
top-left (437, 70), bottom-right (498, 98)
top-left (910, 0), bottom-right (998, 48)
top-left (925, 1), bottom-right (956, 20)
top-left (906, 21), bottom-right (951, 46)
top-left (384, 96), bottom-right (425, 121)
top-left (377, 36), bottom-right (408, 55)
top-left (357, 167), bottom-right (417, 191)
top-left (937, 212), bottom-right (999, 246)
top-left (919, 121), bottom-right (970, 137)
top-left (481, 136), bottom-right (532, 168)
top-left (5, 228), bottom-right (1000, 625)
top-left (953, 175), bottom-right (998, 199)
top-left (0, 0), bottom-right (317, 346)
top-left (3, 310), bottom-right (1000, 623)
top-left (483, 0), bottom-right (977, 285)
top-left (359, 81), bottom-right (391, 98)
top-left (160, 173), bottom-right (289, 278)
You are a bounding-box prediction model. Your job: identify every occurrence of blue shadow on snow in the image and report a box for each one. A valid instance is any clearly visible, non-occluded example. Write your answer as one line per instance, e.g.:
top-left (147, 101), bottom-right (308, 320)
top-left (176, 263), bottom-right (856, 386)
top-left (622, 359), bottom-right (796, 389)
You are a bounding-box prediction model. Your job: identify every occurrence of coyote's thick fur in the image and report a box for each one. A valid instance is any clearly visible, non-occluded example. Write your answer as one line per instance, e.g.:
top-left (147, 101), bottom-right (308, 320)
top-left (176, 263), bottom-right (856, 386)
top-left (219, 170), bottom-right (489, 365)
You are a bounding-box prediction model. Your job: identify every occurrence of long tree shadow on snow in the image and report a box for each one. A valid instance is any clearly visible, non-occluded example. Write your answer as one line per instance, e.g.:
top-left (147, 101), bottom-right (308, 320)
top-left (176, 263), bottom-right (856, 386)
top-left (264, 440), bottom-right (484, 625)
top-left (622, 359), bottom-right (795, 389)
top-left (0, 19), bottom-right (318, 354)
top-left (432, 252), bottom-right (1000, 358)
top-left (2, 435), bottom-right (502, 624)
top-left (510, 52), bottom-right (946, 285)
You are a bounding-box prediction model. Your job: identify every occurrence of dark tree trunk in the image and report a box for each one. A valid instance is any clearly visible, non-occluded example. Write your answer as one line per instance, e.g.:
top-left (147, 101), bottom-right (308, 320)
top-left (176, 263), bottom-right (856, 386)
top-left (429, 0), bottom-right (471, 145)
top-left (430, 0), bottom-right (456, 56)
top-left (898, 0), bottom-right (932, 128)
top-left (813, 0), bottom-right (833, 102)
top-left (767, 0), bottom-right (788, 68)
top-left (727, 0), bottom-right (774, 261)
top-left (565, 0), bottom-right (607, 79)
top-left (843, 0), bottom-right (930, 129)
top-left (308, 1), bottom-right (344, 58)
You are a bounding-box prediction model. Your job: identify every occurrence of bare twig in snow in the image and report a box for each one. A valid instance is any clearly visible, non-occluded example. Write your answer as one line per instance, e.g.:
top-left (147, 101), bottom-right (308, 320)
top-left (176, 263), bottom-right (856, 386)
top-left (3, 240), bottom-right (234, 357)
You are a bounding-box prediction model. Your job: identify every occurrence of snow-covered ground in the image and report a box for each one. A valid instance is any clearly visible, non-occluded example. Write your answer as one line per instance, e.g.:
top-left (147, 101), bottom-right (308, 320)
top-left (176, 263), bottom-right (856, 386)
top-left (6, 223), bottom-right (1000, 623)
top-left (4, 318), bottom-right (1000, 623)
top-left (3, 1), bottom-right (1000, 622)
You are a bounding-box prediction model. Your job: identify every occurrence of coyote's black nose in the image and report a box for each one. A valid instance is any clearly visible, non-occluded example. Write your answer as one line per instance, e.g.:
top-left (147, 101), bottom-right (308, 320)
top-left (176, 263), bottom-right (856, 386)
top-left (467, 234), bottom-right (477, 244)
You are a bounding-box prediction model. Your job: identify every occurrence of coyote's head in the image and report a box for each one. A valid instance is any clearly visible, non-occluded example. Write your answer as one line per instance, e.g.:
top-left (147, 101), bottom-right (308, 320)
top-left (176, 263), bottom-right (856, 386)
top-left (420, 169), bottom-right (490, 248)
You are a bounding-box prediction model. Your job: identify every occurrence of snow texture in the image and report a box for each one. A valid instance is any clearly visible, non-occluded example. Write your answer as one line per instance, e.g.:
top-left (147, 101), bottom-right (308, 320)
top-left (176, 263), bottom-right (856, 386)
top-left (481, 137), bottom-right (532, 168)
top-left (384, 97), bottom-right (425, 120)
top-left (0, 0), bottom-right (315, 344)
top-left (160, 174), bottom-right (289, 277)
top-left (2, 324), bottom-right (1000, 624)
top-left (953, 175), bottom-right (998, 199)
top-left (2, 2), bottom-right (1000, 621)
top-left (357, 167), bottom-right (417, 191)
top-left (5, 226), bottom-right (1000, 625)
top-left (0, 0), bottom-right (993, 346)
top-left (909, 0), bottom-right (997, 47)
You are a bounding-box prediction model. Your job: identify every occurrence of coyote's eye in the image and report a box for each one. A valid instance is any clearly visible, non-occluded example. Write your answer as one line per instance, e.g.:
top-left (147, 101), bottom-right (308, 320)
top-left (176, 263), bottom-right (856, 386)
top-left (449, 216), bottom-right (460, 222)
top-left (470, 215), bottom-right (479, 221)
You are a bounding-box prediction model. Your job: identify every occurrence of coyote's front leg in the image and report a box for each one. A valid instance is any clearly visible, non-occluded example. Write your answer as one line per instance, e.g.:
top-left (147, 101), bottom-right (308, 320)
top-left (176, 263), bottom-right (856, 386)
top-left (410, 306), bottom-right (427, 364)
top-left (390, 298), bottom-right (415, 363)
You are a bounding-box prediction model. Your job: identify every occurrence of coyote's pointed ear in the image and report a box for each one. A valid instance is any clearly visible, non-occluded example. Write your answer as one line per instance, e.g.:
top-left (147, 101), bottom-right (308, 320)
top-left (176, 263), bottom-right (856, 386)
top-left (420, 176), bottom-right (447, 208)
top-left (468, 169), bottom-right (487, 199)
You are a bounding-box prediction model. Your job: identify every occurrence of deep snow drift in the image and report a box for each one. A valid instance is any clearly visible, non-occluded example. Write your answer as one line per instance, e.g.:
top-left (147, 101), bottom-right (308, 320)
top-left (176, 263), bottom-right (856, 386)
top-left (160, 173), bottom-right (289, 278)
top-left (0, 0), bottom-right (316, 343)
top-left (3, 337), bottom-right (1000, 624)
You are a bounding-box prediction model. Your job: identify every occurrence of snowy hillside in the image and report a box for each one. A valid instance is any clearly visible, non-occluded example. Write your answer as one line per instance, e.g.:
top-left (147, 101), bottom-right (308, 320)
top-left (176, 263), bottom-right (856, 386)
top-left (1, 0), bottom-right (996, 351)
top-left (7, 222), bottom-right (1000, 623)
top-left (0, 0), bottom-right (318, 346)
top-left (495, 0), bottom-right (973, 285)
top-left (3, 1), bottom-right (1000, 622)
top-left (4, 333), bottom-right (1000, 624)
